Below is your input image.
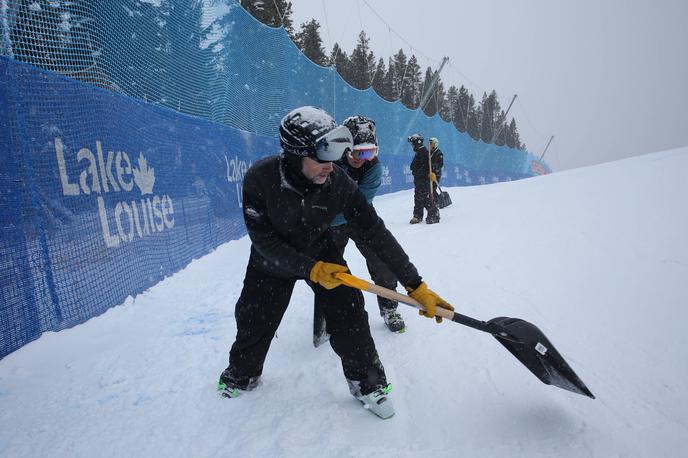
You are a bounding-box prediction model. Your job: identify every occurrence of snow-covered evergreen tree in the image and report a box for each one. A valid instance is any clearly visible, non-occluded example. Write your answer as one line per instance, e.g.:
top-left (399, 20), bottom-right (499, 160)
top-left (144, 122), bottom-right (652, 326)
top-left (294, 19), bottom-right (327, 66)
top-left (330, 42), bottom-right (350, 83)
top-left (381, 57), bottom-right (398, 101)
top-left (349, 31), bottom-right (374, 89)
top-left (240, 0), bottom-right (294, 37)
top-left (401, 54), bottom-right (421, 109)
top-left (371, 57), bottom-right (387, 98)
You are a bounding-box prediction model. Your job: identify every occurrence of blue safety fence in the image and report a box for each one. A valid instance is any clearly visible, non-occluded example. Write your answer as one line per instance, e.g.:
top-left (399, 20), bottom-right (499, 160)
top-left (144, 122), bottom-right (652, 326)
top-left (1, 1), bottom-right (550, 358)
top-left (0, 56), bottom-right (273, 358)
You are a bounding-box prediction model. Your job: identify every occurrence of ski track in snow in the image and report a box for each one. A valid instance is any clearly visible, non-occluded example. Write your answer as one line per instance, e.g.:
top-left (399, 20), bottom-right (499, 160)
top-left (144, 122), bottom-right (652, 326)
top-left (1, 148), bottom-right (688, 457)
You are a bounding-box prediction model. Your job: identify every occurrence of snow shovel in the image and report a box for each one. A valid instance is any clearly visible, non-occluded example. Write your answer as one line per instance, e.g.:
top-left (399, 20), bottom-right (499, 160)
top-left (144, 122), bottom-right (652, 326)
top-left (335, 272), bottom-right (595, 399)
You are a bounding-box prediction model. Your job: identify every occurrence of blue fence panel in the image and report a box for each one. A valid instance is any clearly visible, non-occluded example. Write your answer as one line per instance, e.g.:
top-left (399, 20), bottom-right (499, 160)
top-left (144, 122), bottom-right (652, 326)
top-left (1, 1), bottom-right (550, 358)
top-left (0, 56), bottom-right (277, 357)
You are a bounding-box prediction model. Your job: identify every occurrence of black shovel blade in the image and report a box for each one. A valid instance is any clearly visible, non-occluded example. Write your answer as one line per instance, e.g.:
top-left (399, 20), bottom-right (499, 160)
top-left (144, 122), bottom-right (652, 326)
top-left (488, 317), bottom-right (595, 399)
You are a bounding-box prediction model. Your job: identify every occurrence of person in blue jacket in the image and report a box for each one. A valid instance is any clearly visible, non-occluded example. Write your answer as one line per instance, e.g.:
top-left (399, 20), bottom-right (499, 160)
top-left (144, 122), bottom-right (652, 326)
top-left (313, 115), bottom-right (406, 337)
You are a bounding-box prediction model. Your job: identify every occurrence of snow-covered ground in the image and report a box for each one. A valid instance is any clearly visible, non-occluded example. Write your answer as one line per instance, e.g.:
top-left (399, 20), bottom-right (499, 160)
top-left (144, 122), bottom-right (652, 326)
top-left (1, 147), bottom-right (687, 457)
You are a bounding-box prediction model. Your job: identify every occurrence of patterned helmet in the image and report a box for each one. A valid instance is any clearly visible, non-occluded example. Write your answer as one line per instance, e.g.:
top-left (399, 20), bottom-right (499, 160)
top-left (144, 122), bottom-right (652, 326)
top-left (343, 115), bottom-right (378, 146)
top-left (279, 106), bottom-right (353, 162)
top-left (408, 134), bottom-right (424, 148)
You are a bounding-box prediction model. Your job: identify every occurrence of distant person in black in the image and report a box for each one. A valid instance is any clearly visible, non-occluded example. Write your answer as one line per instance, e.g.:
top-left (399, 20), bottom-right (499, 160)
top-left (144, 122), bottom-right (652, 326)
top-left (408, 134), bottom-right (443, 224)
top-left (218, 106), bottom-right (454, 419)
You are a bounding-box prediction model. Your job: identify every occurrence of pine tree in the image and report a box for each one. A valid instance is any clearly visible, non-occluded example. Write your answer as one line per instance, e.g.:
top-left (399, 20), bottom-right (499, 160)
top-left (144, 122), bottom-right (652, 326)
top-left (454, 85), bottom-right (472, 132)
top-left (371, 58), bottom-right (387, 98)
top-left (494, 110), bottom-right (508, 146)
top-left (392, 49), bottom-right (407, 100)
top-left (467, 94), bottom-right (481, 140)
top-left (330, 43), bottom-right (350, 83)
top-left (349, 31), bottom-right (374, 89)
top-left (294, 19), bottom-right (327, 66)
top-left (240, 0), bottom-right (294, 37)
top-left (479, 90), bottom-right (502, 143)
top-left (420, 67), bottom-right (435, 116)
top-left (381, 57), bottom-right (398, 101)
top-left (447, 85), bottom-right (460, 127)
top-left (436, 81), bottom-right (451, 122)
top-left (505, 118), bottom-right (523, 149)
top-left (401, 54), bottom-right (421, 109)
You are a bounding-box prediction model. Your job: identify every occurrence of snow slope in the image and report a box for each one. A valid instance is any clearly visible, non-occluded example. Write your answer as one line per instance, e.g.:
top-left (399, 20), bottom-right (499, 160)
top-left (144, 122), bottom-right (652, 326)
top-left (1, 147), bottom-right (687, 457)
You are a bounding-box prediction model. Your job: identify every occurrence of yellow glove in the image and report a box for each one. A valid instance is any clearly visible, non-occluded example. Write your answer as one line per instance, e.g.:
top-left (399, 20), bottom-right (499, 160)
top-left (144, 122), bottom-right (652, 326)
top-left (408, 282), bottom-right (455, 323)
top-left (428, 172), bottom-right (437, 182)
top-left (309, 261), bottom-right (349, 290)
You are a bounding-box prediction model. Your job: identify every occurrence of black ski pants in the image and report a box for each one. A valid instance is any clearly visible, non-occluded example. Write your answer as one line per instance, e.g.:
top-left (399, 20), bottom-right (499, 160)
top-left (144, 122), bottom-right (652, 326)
top-left (413, 181), bottom-right (439, 222)
top-left (226, 261), bottom-right (387, 395)
top-left (329, 225), bottom-right (398, 313)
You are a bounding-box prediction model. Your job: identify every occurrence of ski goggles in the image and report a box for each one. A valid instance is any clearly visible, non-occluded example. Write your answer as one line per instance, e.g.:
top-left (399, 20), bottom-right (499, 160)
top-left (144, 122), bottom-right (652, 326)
top-left (349, 143), bottom-right (378, 161)
top-left (313, 125), bottom-right (353, 162)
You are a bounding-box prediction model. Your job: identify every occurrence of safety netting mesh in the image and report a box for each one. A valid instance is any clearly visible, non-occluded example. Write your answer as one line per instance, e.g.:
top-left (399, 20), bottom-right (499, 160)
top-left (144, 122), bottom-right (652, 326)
top-left (0, 0), bottom-right (550, 358)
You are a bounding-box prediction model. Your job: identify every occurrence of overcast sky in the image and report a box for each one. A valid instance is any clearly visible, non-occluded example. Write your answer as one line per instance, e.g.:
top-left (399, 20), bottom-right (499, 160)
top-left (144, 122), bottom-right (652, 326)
top-left (289, 0), bottom-right (688, 170)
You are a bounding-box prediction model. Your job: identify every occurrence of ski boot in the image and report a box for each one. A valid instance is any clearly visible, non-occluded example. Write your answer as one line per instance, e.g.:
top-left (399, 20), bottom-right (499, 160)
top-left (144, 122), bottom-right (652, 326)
top-left (355, 384), bottom-right (395, 419)
top-left (217, 369), bottom-right (259, 398)
top-left (381, 308), bottom-right (406, 333)
top-left (409, 217), bottom-right (422, 224)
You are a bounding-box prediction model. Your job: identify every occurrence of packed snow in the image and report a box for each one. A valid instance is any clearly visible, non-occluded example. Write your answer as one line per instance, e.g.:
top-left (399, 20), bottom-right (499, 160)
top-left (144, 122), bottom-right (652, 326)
top-left (1, 147), bottom-right (686, 457)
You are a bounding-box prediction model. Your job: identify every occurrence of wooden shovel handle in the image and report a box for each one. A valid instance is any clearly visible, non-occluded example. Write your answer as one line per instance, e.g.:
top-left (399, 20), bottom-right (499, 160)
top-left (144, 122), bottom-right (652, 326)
top-left (335, 272), bottom-right (455, 320)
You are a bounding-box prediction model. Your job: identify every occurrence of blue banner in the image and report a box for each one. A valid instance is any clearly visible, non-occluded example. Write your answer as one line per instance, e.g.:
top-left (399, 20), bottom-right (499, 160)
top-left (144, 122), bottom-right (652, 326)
top-left (0, 56), bottom-right (278, 358)
top-left (0, 55), bottom-right (545, 358)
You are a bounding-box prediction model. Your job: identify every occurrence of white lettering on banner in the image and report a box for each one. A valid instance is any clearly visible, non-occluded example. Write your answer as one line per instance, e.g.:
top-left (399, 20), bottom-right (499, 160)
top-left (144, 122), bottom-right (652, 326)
top-left (224, 154), bottom-right (252, 207)
top-left (96, 194), bottom-right (176, 248)
top-left (54, 137), bottom-right (175, 249)
top-left (116, 151), bottom-right (134, 192)
top-left (115, 201), bottom-right (134, 243)
top-left (224, 154), bottom-right (250, 183)
top-left (403, 164), bottom-right (413, 183)
top-left (55, 138), bottom-right (80, 196)
top-left (381, 165), bottom-right (392, 186)
top-left (96, 141), bottom-right (121, 193)
top-left (77, 147), bottom-right (100, 194)
top-left (162, 195), bottom-right (175, 228)
top-left (97, 196), bottom-right (120, 248)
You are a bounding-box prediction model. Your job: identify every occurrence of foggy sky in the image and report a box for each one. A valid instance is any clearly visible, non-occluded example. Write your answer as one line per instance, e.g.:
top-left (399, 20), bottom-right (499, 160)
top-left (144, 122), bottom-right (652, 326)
top-left (290, 0), bottom-right (688, 170)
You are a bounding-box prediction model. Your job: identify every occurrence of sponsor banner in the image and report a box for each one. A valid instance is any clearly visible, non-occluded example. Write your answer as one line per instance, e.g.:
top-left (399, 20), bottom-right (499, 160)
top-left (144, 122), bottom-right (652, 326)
top-left (0, 57), bottom-right (276, 358)
top-left (0, 56), bottom-right (547, 358)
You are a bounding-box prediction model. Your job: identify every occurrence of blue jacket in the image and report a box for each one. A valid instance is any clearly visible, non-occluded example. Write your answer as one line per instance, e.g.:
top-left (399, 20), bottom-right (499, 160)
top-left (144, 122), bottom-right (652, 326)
top-left (331, 158), bottom-right (382, 227)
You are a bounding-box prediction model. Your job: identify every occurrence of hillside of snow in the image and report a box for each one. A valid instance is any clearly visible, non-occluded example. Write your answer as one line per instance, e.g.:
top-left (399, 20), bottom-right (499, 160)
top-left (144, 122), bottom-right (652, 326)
top-left (1, 147), bottom-right (686, 457)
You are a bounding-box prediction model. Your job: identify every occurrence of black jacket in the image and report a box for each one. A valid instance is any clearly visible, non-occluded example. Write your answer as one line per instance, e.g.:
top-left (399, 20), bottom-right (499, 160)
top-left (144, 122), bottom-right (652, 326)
top-left (410, 146), bottom-right (444, 185)
top-left (242, 154), bottom-right (422, 288)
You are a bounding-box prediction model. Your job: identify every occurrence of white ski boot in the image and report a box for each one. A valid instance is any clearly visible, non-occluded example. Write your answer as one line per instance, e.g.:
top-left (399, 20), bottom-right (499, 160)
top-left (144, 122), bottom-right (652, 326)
top-left (355, 384), bottom-right (395, 419)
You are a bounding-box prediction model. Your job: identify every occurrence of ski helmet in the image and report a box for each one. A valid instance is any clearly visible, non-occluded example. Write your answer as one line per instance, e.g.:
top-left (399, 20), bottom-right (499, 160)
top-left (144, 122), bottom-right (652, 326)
top-left (343, 115), bottom-right (378, 161)
top-left (279, 106), bottom-right (353, 162)
top-left (343, 115), bottom-right (378, 146)
top-left (429, 137), bottom-right (439, 148)
top-left (408, 133), bottom-right (424, 148)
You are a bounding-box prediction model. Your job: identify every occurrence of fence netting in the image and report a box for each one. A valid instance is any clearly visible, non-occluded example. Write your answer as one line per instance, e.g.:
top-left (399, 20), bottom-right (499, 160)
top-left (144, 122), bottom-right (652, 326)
top-left (0, 0), bottom-right (549, 358)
